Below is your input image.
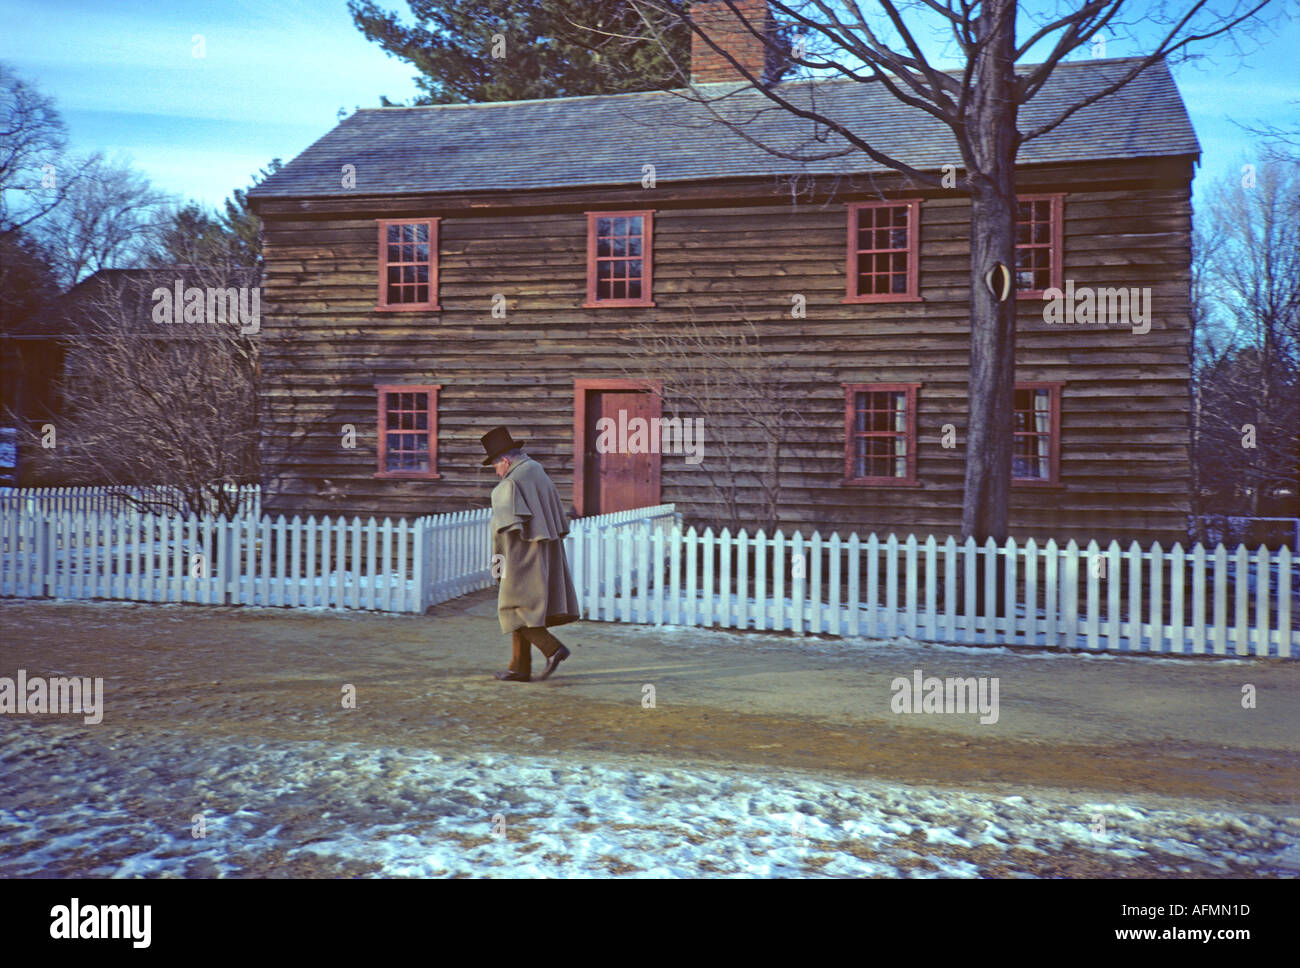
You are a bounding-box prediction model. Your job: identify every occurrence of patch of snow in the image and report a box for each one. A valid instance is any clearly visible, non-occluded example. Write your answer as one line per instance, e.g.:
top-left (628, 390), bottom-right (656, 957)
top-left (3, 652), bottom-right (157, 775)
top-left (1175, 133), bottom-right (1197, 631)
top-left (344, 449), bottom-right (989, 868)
top-left (0, 721), bottom-right (1293, 878)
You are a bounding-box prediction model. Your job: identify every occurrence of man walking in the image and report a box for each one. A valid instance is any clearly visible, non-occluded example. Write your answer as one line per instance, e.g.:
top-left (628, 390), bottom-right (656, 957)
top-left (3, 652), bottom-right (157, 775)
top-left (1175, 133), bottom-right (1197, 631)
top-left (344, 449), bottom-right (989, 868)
top-left (481, 426), bottom-right (580, 682)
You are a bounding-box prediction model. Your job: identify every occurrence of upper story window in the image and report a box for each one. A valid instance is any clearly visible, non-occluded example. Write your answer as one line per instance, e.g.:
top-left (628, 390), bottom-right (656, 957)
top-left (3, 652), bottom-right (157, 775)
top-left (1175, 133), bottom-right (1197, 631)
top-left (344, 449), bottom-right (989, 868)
top-left (375, 384), bottom-right (441, 479)
top-left (586, 211), bottom-right (654, 307)
top-left (845, 200), bottom-right (922, 303)
top-left (843, 383), bottom-right (919, 485)
top-left (1014, 195), bottom-right (1063, 298)
top-left (377, 219), bottom-right (439, 311)
top-left (1012, 382), bottom-right (1062, 484)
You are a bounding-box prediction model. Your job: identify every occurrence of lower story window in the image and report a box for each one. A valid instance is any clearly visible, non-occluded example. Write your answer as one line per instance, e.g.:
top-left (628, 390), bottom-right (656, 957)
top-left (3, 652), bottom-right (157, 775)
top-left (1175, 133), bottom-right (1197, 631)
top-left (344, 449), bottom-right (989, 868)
top-left (1012, 383), bottom-right (1061, 483)
top-left (376, 384), bottom-right (441, 479)
top-left (844, 383), bottom-right (918, 484)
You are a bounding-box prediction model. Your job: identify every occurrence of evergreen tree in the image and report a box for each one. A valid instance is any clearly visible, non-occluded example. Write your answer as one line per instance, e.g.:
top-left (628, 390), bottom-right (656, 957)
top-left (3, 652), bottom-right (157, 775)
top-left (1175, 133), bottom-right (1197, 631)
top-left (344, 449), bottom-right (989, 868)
top-left (348, 0), bottom-right (692, 104)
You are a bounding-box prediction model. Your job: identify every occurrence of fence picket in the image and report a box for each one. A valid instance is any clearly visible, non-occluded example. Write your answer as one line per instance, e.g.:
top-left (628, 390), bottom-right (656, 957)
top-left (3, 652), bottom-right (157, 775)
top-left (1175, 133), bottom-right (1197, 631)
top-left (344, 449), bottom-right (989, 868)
top-left (637, 523), bottom-right (651, 624)
top-left (829, 533), bottom-right (842, 637)
top-left (1063, 541), bottom-right (1080, 650)
top-left (1003, 537), bottom-right (1017, 644)
top-left (904, 535), bottom-right (918, 639)
top-left (772, 530), bottom-right (786, 633)
top-left (1126, 541), bottom-right (1142, 651)
top-left (652, 526), bottom-right (665, 625)
top-left (1212, 544), bottom-right (1228, 655)
top-left (701, 528), bottom-right (714, 628)
top-left (1148, 542), bottom-right (1164, 653)
top-left (962, 538), bottom-right (977, 644)
top-left (790, 529), bottom-right (807, 633)
top-left (1234, 544), bottom-right (1250, 657)
top-left (1254, 545), bottom-right (1270, 659)
top-left (808, 531), bottom-right (823, 635)
top-left (1278, 547), bottom-right (1292, 659)
top-left (1106, 541), bottom-right (1122, 652)
top-left (1191, 544), bottom-right (1207, 654)
top-left (847, 534), bottom-right (861, 638)
top-left (1169, 544), bottom-right (1186, 654)
top-left (866, 534), bottom-right (879, 639)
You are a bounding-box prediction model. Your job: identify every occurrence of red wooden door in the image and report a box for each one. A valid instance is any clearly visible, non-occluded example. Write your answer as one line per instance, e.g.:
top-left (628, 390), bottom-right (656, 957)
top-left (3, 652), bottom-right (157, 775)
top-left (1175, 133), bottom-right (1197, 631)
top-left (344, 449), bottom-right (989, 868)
top-left (583, 388), bottom-right (659, 515)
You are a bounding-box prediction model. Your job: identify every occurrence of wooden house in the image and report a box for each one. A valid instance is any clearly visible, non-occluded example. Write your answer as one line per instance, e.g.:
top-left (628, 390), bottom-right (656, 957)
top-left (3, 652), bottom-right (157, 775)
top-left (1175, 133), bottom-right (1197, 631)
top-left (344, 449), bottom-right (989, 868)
top-left (248, 4), bottom-right (1199, 545)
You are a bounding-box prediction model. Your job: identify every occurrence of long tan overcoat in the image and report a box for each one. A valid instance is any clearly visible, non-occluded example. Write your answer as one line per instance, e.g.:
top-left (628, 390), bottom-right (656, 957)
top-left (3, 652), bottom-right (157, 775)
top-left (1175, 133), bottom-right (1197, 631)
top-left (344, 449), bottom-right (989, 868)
top-left (489, 455), bottom-right (580, 634)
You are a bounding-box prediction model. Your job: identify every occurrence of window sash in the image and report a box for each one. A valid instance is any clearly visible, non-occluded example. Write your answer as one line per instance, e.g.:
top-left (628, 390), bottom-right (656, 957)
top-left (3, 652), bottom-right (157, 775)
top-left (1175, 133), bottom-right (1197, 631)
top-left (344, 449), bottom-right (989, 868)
top-left (586, 211), bottom-right (654, 306)
top-left (377, 219), bottom-right (439, 310)
top-left (1011, 383), bottom-right (1061, 483)
top-left (375, 384), bottom-right (441, 479)
top-left (1013, 195), bottom-right (1063, 297)
top-left (845, 200), bottom-right (921, 302)
top-left (843, 383), bottom-right (918, 483)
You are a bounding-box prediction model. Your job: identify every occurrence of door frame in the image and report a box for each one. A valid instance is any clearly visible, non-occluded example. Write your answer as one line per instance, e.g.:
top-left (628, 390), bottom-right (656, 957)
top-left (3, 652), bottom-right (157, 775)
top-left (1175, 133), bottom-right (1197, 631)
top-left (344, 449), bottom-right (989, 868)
top-left (573, 378), bottom-right (663, 517)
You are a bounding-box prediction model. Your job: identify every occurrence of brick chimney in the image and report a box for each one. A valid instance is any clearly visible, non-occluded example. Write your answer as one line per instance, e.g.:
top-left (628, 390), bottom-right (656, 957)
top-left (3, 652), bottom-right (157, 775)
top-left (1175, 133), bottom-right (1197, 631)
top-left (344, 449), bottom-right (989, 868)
top-left (691, 0), bottom-right (778, 85)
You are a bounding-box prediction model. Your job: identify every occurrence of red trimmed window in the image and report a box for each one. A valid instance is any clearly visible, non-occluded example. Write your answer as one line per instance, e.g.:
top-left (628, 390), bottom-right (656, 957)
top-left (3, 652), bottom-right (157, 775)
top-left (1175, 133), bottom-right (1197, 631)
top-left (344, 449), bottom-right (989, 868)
top-left (1014, 195), bottom-right (1063, 297)
top-left (376, 384), bottom-right (441, 479)
top-left (845, 200), bottom-right (921, 302)
top-left (843, 383), bottom-right (919, 484)
top-left (586, 211), bottom-right (654, 306)
top-left (377, 219), bottom-right (439, 310)
top-left (1012, 383), bottom-right (1061, 484)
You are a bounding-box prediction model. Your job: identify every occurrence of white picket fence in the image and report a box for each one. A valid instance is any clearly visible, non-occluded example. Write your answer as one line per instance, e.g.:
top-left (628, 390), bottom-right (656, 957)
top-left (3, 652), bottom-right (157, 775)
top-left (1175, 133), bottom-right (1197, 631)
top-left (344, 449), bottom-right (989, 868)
top-left (426, 503), bottom-right (680, 606)
top-left (0, 484), bottom-right (261, 518)
top-left (0, 500), bottom-right (677, 615)
top-left (565, 526), bottom-right (1298, 659)
top-left (6, 496), bottom-right (1293, 658)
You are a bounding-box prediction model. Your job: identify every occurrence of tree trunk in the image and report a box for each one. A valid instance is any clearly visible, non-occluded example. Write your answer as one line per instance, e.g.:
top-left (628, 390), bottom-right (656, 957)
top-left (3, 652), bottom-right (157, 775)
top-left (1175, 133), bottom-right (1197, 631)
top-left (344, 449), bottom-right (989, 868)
top-left (960, 0), bottom-right (1019, 543)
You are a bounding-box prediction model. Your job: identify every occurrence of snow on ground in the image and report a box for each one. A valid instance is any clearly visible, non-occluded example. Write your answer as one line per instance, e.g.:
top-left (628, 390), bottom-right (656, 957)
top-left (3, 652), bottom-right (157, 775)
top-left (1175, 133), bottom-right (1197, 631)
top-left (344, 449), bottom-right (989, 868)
top-left (1, 720), bottom-right (1295, 878)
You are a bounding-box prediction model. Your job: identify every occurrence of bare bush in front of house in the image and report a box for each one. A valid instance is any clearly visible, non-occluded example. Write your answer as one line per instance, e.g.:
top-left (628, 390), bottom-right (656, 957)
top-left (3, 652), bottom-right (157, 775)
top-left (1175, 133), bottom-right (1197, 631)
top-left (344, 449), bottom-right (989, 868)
top-left (19, 266), bottom-right (259, 518)
top-left (619, 314), bottom-right (807, 533)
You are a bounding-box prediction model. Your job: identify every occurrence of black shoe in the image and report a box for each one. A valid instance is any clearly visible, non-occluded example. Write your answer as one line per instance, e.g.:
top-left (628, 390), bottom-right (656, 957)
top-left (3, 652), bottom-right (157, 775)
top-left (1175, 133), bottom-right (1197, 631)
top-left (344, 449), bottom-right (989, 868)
top-left (534, 645), bottom-right (571, 682)
top-left (493, 670), bottom-right (530, 682)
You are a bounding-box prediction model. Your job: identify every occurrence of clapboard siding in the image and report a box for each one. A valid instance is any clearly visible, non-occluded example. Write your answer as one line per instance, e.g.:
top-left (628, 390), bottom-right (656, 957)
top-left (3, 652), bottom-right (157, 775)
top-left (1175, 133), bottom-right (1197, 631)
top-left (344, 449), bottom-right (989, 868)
top-left (254, 157), bottom-right (1194, 544)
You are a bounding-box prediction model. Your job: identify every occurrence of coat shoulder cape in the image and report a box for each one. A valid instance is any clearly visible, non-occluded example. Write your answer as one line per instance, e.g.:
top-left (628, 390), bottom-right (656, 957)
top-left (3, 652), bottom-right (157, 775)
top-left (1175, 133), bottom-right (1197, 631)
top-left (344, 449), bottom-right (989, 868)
top-left (489, 456), bottom-right (570, 543)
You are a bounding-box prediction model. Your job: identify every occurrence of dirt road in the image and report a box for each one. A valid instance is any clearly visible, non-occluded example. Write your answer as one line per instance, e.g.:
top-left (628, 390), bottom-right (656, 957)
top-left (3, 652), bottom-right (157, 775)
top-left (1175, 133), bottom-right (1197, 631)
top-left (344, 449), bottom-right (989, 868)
top-left (3, 593), bottom-right (1296, 810)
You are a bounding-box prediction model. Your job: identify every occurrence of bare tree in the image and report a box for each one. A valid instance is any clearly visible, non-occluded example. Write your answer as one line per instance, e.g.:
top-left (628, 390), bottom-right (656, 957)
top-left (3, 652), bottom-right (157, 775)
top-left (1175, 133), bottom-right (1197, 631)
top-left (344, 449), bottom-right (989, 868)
top-left (21, 266), bottom-right (261, 517)
top-left (608, 0), bottom-right (1276, 541)
top-left (0, 62), bottom-right (98, 239)
top-left (619, 313), bottom-right (809, 532)
top-left (1191, 156), bottom-right (1300, 535)
top-left (32, 156), bottom-right (172, 288)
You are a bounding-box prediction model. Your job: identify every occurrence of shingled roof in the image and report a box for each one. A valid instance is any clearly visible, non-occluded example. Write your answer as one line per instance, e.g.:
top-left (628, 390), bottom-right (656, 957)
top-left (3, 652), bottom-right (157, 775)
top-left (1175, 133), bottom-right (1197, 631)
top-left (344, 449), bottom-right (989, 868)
top-left (250, 56), bottom-right (1198, 200)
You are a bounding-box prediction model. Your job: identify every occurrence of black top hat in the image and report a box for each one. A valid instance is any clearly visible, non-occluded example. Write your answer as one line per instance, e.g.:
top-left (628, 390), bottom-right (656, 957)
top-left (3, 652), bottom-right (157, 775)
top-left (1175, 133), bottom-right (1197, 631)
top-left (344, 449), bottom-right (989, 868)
top-left (480, 426), bottom-right (524, 465)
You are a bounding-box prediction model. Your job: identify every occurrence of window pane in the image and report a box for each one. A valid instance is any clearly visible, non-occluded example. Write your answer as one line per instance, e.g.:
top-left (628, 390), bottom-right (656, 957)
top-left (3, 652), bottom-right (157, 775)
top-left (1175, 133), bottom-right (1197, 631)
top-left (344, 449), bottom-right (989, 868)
top-left (596, 217), bottom-right (612, 237)
top-left (627, 216), bottom-right (642, 236)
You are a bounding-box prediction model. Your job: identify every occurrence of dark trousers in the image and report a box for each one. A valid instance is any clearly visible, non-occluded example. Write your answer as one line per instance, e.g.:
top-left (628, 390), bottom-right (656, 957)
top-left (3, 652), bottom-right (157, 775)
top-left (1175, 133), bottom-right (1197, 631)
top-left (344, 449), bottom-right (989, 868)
top-left (510, 626), bottom-right (565, 678)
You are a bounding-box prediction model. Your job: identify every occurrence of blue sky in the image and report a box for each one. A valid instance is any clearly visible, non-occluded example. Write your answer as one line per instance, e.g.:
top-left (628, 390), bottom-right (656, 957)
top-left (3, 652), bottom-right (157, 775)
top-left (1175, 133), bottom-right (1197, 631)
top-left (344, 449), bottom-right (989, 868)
top-left (1, 0), bottom-right (1296, 213)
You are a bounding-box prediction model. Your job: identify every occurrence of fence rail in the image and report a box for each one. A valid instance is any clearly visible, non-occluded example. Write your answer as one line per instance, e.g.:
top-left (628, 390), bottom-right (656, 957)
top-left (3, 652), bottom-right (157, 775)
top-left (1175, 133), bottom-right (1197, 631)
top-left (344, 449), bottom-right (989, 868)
top-left (0, 484), bottom-right (261, 518)
top-left (565, 524), bottom-right (1297, 659)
